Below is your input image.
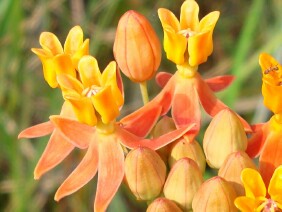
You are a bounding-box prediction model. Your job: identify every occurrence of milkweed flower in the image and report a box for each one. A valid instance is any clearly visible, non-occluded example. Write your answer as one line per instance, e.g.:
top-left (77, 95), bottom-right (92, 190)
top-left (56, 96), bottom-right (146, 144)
top-left (158, 0), bottom-right (219, 66)
top-left (234, 166), bottom-right (282, 212)
top-left (246, 53), bottom-right (282, 186)
top-left (113, 10), bottom-right (161, 83)
top-left (32, 26), bottom-right (89, 88)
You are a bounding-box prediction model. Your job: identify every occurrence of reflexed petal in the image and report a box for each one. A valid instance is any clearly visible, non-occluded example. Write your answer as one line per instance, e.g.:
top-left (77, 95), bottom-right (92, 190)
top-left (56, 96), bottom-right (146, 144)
top-left (78, 56), bottom-right (101, 88)
top-left (92, 86), bottom-right (119, 124)
top-left (158, 8), bottom-right (180, 32)
top-left (117, 123), bottom-right (196, 150)
top-left (268, 165), bottom-right (282, 201)
top-left (64, 26), bottom-right (83, 55)
top-left (172, 75), bottom-right (200, 132)
top-left (241, 168), bottom-right (266, 198)
top-left (195, 73), bottom-right (252, 132)
top-left (34, 130), bottom-right (74, 179)
top-left (39, 32), bottom-right (63, 55)
top-left (259, 132), bottom-right (282, 187)
top-left (155, 72), bottom-right (173, 88)
top-left (18, 121), bottom-right (54, 138)
top-left (94, 136), bottom-right (124, 212)
top-left (234, 196), bottom-right (260, 212)
top-left (55, 139), bottom-right (98, 201)
top-left (180, 0), bottom-right (199, 31)
top-left (50, 116), bottom-right (94, 149)
top-left (205, 75), bottom-right (235, 92)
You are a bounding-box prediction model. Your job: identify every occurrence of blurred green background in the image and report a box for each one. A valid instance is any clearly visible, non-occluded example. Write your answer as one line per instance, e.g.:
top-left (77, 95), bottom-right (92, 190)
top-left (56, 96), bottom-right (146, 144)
top-left (1, 0), bottom-right (282, 211)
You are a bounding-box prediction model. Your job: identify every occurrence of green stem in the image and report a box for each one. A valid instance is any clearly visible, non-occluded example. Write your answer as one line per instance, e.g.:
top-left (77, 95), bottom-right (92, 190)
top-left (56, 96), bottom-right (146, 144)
top-left (139, 81), bottom-right (149, 105)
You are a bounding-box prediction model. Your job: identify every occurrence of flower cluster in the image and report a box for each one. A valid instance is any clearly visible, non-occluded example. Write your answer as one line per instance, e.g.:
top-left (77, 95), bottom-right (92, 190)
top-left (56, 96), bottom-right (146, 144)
top-left (18, 0), bottom-right (282, 211)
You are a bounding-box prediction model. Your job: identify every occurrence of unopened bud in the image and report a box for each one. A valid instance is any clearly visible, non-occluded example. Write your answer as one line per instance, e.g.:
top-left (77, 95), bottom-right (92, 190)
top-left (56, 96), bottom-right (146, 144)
top-left (163, 158), bottom-right (203, 211)
top-left (203, 109), bottom-right (248, 169)
top-left (192, 176), bottom-right (237, 212)
top-left (146, 197), bottom-right (182, 212)
top-left (124, 147), bottom-right (166, 201)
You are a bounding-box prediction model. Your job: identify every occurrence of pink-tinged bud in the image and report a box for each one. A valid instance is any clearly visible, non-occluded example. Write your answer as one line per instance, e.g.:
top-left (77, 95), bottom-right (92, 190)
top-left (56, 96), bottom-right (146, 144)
top-left (163, 158), bottom-right (203, 211)
top-left (146, 197), bottom-right (182, 212)
top-left (152, 116), bottom-right (176, 163)
top-left (203, 109), bottom-right (248, 169)
top-left (169, 138), bottom-right (206, 173)
top-left (113, 10), bottom-right (161, 82)
top-left (192, 176), bottom-right (237, 212)
top-left (124, 147), bottom-right (166, 201)
top-left (218, 151), bottom-right (257, 196)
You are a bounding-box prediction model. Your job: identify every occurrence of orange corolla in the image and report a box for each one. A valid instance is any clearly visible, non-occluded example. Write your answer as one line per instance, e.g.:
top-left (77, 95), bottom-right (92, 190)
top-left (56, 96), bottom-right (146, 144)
top-left (235, 167), bottom-right (282, 212)
top-left (32, 26), bottom-right (89, 88)
top-left (158, 0), bottom-right (219, 66)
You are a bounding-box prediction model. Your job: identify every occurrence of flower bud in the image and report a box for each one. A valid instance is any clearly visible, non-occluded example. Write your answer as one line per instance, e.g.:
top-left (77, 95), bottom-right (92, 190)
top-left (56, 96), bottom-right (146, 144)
top-left (151, 116), bottom-right (176, 163)
top-left (113, 10), bottom-right (161, 82)
top-left (192, 176), bottom-right (237, 212)
top-left (146, 197), bottom-right (182, 212)
top-left (203, 109), bottom-right (248, 169)
top-left (124, 147), bottom-right (166, 201)
top-left (218, 151), bottom-right (257, 196)
top-left (163, 158), bottom-right (203, 211)
top-left (169, 138), bottom-right (206, 173)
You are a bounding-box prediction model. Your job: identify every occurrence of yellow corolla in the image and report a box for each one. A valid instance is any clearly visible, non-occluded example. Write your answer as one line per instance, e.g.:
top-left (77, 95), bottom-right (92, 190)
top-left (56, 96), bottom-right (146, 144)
top-left (259, 53), bottom-right (282, 114)
top-left (57, 55), bottom-right (123, 126)
top-left (32, 26), bottom-right (89, 88)
top-left (235, 167), bottom-right (282, 212)
top-left (158, 0), bottom-right (219, 66)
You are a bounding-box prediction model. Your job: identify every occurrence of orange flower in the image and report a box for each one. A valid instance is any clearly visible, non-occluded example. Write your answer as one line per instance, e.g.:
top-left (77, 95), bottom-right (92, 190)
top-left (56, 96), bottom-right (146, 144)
top-left (113, 10), bottom-right (161, 82)
top-left (260, 53), bottom-right (282, 114)
top-left (158, 0), bottom-right (219, 66)
top-left (32, 26), bottom-right (89, 88)
top-left (235, 167), bottom-right (282, 212)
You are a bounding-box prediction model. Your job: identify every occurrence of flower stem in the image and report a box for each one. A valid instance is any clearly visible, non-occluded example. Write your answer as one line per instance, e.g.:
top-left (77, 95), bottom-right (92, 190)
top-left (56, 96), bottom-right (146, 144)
top-left (140, 81), bottom-right (149, 105)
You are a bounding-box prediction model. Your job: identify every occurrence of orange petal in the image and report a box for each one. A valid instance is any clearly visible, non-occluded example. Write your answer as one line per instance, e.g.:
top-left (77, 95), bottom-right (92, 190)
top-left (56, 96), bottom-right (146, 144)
top-left (158, 8), bottom-right (180, 33)
top-left (246, 123), bottom-right (269, 158)
top-left (34, 129), bottom-right (74, 179)
top-left (268, 165), bottom-right (282, 202)
top-left (204, 75), bottom-right (235, 92)
top-left (18, 121), bottom-right (54, 138)
top-left (57, 74), bottom-right (84, 94)
top-left (117, 123), bottom-right (196, 150)
top-left (234, 196), bottom-right (260, 212)
top-left (50, 116), bottom-right (94, 149)
top-left (55, 139), bottom-right (98, 201)
top-left (195, 73), bottom-right (252, 132)
top-left (180, 0), bottom-right (199, 31)
top-left (155, 72), bottom-right (173, 88)
top-left (53, 54), bottom-right (76, 77)
top-left (71, 39), bottom-right (90, 69)
top-left (39, 32), bottom-right (63, 55)
top-left (94, 135), bottom-right (124, 212)
top-left (241, 168), bottom-right (266, 199)
top-left (259, 132), bottom-right (282, 187)
top-left (172, 75), bottom-right (200, 131)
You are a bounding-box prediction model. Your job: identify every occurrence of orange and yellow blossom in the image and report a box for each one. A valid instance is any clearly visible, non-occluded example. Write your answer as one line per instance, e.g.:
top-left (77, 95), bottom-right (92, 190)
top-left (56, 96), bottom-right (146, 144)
top-left (235, 167), bottom-right (282, 212)
top-left (247, 53), bottom-right (282, 186)
top-left (158, 0), bottom-right (219, 66)
top-left (32, 26), bottom-right (89, 88)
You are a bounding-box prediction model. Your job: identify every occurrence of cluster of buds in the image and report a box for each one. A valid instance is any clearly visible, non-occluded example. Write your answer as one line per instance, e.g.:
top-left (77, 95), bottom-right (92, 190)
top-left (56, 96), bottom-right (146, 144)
top-left (18, 0), bottom-right (282, 211)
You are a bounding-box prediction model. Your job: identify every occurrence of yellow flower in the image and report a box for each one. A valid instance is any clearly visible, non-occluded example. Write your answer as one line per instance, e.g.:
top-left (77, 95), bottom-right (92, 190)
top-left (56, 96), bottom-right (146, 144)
top-left (57, 55), bottom-right (123, 126)
top-left (234, 166), bottom-right (282, 212)
top-left (32, 26), bottom-right (89, 88)
top-left (158, 0), bottom-right (219, 66)
top-left (259, 53), bottom-right (282, 114)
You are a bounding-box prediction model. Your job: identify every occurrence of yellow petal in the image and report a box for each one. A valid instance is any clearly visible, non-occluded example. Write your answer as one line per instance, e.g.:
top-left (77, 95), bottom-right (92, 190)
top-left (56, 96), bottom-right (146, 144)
top-left (53, 54), bottom-right (76, 77)
top-left (158, 8), bottom-right (181, 32)
top-left (180, 0), bottom-right (199, 31)
top-left (71, 39), bottom-right (90, 69)
top-left (57, 74), bottom-right (84, 94)
top-left (78, 56), bottom-right (101, 88)
top-left (268, 165), bottom-right (282, 202)
top-left (39, 32), bottom-right (63, 55)
top-left (188, 30), bottom-right (211, 66)
top-left (64, 26), bottom-right (83, 55)
top-left (262, 81), bottom-right (282, 114)
top-left (241, 168), bottom-right (266, 199)
top-left (234, 196), bottom-right (261, 212)
top-left (92, 86), bottom-right (119, 124)
top-left (101, 61), bottom-right (124, 107)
